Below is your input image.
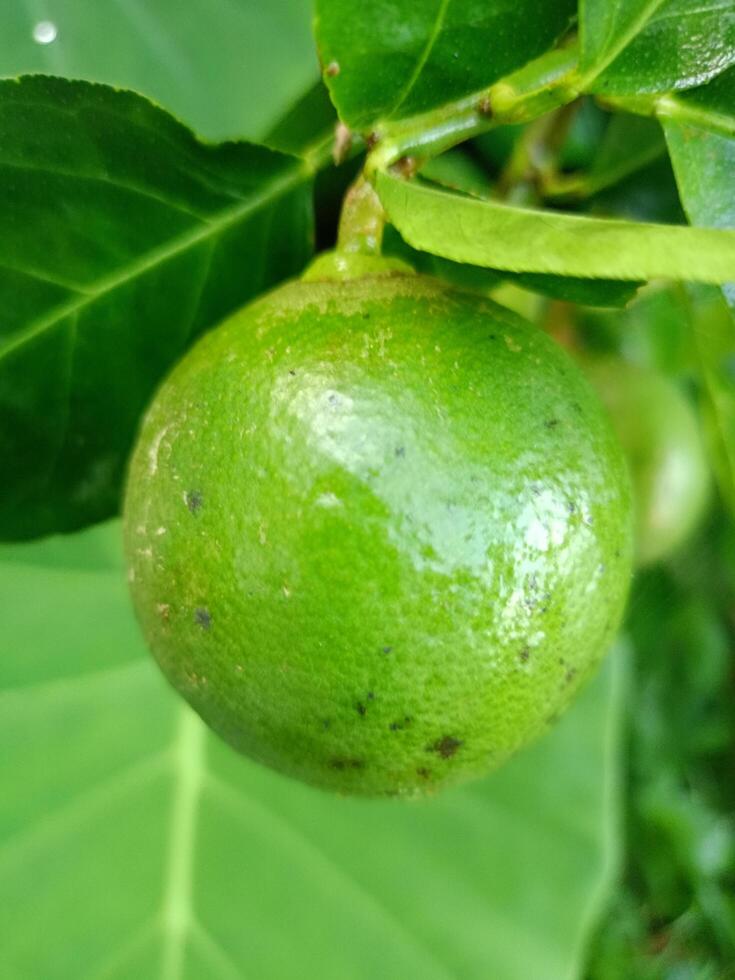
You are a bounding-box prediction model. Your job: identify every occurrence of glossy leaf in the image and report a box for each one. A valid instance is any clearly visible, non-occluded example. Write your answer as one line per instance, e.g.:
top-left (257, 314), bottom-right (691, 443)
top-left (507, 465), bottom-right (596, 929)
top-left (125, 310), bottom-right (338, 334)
top-left (376, 172), bottom-right (735, 282)
top-left (0, 76), bottom-right (315, 541)
top-left (0, 0), bottom-right (316, 141)
top-left (578, 0), bottom-right (735, 95)
top-left (314, 0), bottom-right (576, 130)
top-left (673, 65), bottom-right (735, 136)
top-left (664, 128), bottom-right (735, 237)
top-left (664, 82), bottom-right (735, 318)
top-left (0, 521), bottom-right (625, 980)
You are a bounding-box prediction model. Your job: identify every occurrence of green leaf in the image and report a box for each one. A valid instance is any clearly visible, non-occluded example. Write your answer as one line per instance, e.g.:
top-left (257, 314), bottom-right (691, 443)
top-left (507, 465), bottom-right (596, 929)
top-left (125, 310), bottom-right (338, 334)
top-left (664, 126), bottom-right (735, 232)
top-left (264, 80), bottom-right (339, 159)
top-left (674, 65), bottom-right (735, 135)
top-left (0, 76), bottom-right (315, 541)
top-left (512, 273), bottom-right (641, 308)
top-left (314, 0), bottom-right (576, 130)
top-left (0, 521), bottom-right (626, 980)
top-left (578, 0), bottom-right (735, 96)
top-left (664, 82), bottom-right (735, 317)
top-left (384, 219), bottom-right (640, 308)
top-left (0, 0), bottom-right (317, 141)
top-left (376, 171), bottom-right (735, 283)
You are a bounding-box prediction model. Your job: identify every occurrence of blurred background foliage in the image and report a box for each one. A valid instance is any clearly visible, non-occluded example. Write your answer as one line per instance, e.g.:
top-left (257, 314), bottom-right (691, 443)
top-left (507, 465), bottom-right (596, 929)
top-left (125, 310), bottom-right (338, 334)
top-left (1, 2), bottom-right (734, 978)
top-left (0, 0), bottom-right (317, 140)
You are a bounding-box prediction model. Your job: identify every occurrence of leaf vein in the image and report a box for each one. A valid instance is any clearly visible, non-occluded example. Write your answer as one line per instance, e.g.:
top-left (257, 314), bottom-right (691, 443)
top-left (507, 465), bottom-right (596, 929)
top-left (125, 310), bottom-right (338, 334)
top-left (0, 259), bottom-right (88, 294)
top-left (388, 0), bottom-right (452, 119)
top-left (0, 164), bottom-right (308, 364)
top-left (0, 658), bottom-right (148, 699)
top-left (0, 751), bottom-right (167, 873)
top-left (160, 708), bottom-right (206, 980)
top-left (206, 773), bottom-right (454, 980)
top-left (0, 157), bottom-right (213, 224)
top-left (580, 0), bottom-right (668, 87)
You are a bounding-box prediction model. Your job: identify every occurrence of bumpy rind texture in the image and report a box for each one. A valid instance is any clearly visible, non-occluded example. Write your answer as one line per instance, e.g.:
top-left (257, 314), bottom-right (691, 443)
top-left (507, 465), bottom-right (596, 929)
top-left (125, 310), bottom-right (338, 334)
top-left (124, 274), bottom-right (633, 797)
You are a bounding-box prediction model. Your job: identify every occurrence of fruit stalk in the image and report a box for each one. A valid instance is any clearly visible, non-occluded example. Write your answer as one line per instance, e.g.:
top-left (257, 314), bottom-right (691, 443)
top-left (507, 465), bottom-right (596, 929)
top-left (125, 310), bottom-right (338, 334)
top-left (336, 175), bottom-right (386, 256)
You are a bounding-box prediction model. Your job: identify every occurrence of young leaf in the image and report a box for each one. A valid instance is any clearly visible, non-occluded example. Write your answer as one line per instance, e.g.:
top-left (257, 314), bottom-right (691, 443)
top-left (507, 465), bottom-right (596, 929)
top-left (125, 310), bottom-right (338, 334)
top-left (0, 521), bottom-right (626, 980)
top-left (0, 76), bottom-right (316, 541)
top-left (375, 172), bottom-right (735, 282)
top-left (314, 0), bottom-right (576, 130)
top-left (578, 0), bottom-right (735, 96)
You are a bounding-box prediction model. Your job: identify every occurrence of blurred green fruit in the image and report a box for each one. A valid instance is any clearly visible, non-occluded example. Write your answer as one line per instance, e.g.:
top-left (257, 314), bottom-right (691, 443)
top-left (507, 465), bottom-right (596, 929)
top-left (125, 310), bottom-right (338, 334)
top-left (584, 358), bottom-right (710, 566)
top-left (124, 258), bottom-right (632, 797)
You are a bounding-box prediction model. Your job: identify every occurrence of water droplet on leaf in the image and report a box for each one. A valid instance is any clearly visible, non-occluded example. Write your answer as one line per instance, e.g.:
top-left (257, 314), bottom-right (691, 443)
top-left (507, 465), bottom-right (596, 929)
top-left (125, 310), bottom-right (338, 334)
top-left (33, 21), bottom-right (57, 44)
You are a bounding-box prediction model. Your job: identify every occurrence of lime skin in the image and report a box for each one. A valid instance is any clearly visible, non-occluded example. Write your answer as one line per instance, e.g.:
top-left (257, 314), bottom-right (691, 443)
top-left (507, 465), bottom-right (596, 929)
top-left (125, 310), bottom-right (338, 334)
top-left (584, 358), bottom-right (710, 566)
top-left (124, 268), bottom-right (633, 798)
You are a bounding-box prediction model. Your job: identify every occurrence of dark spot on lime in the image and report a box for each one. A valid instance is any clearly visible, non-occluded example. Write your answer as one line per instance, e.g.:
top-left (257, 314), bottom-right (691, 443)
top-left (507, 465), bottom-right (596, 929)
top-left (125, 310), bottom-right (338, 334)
top-left (185, 490), bottom-right (203, 514)
top-left (389, 716), bottom-right (412, 731)
top-left (194, 607), bottom-right (211, 630)
top-left (330, 757), bottom-right (365, 771)
top-left (428, 736), bottom-right (463, 759)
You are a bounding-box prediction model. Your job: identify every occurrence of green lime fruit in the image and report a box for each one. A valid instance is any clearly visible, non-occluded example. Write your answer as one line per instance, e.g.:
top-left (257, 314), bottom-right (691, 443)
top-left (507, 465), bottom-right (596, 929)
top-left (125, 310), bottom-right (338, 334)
top-left (124, 257), bottom-right (633, 797)
top-left (584, 357), bottom-right (710, 567)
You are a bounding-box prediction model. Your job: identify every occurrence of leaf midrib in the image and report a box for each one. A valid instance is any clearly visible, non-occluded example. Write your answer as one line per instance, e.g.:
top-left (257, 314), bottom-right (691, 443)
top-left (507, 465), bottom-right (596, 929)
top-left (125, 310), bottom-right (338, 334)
top-left (658, 94), bottom-right (735, 138)
top-left (387, 0), bottom-right (451, 119)
top-left (161, 707), bottom-right (206, 980)
top-left (377, 171), bottom-right (735, 282)
top-left (0, 162), bottom-right (309, 363)
top-left (579, 0), bottom-right (668, 87)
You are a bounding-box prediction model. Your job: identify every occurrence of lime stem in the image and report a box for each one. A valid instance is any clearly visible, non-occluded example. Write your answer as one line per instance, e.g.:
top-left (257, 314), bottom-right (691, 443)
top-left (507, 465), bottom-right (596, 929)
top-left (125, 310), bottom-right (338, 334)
top-left (365, 44), bottom-right (580, 178)
top-left (336, 176), bottom-right (387, 256)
